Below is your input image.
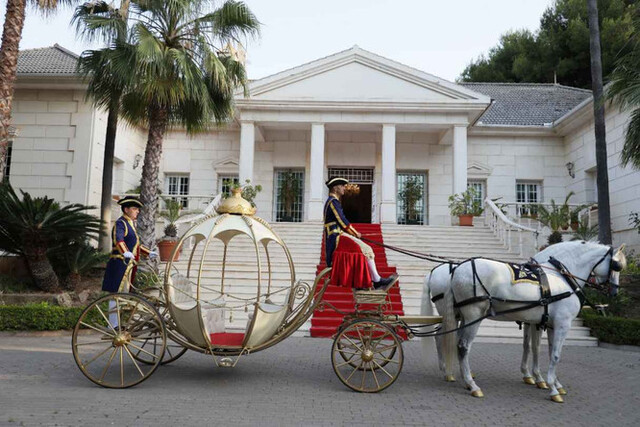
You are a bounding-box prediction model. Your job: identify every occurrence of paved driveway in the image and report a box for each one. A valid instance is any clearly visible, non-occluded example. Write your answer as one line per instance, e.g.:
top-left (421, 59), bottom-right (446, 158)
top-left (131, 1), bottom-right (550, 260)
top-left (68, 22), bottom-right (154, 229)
top-left (1, 333), bottom-right (639, 426)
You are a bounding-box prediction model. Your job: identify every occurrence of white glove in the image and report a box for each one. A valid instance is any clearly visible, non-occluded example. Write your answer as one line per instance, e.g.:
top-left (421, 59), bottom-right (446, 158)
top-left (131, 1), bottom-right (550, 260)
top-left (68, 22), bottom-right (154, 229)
top-left (123, 251), bottom-right (135, 259)
top-left (148, 251), bottom-right (159, 260)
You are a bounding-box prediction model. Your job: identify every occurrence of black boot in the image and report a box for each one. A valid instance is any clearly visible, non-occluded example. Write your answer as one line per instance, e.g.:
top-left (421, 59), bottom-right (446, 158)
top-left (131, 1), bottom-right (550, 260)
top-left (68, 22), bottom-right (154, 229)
top-left (373, 273), bottom-right (399, 291)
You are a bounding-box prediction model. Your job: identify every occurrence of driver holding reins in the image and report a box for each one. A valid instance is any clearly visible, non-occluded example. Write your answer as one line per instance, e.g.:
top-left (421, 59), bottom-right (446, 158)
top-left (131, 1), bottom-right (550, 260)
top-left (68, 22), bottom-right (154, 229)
top-left (324, 177), bottom-right (398, 291)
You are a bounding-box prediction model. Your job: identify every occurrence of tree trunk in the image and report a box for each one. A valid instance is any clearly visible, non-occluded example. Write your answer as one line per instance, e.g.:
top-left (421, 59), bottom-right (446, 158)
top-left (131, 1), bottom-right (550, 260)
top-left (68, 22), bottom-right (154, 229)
top-left (587, 0), bottom-right (612, 244)
top-left (137, 104), bottom-right (169, 249)
top-left (24, 249), bottom-right (60, 293)
top-left (0, 0), bottom-right (26, 180)
top-left (98, 101), bottom-right (120, 251)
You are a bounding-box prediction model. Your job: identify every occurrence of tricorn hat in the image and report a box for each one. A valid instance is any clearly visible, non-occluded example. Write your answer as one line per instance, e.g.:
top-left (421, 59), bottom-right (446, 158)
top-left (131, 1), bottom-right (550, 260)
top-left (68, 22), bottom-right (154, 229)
top-left (325, 177), bottom-right (349, 188)
top-left (118, 196), bottom-right (144, 208)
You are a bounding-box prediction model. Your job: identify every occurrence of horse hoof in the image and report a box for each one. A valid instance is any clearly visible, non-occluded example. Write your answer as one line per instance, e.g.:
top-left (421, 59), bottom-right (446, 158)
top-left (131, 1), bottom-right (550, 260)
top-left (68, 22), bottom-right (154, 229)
top-left (558, 388), bottom-right (567, 395)
top-left (536, 381), bottom-right (549, 390)
top-left (471, 389), bottom-right (484, 398)
top-left (523, 376), bottom-right (536, 385)
top-left (444, 375), bottom-right (456, 382)
top-left (550, 394), bottom-right (564, 403)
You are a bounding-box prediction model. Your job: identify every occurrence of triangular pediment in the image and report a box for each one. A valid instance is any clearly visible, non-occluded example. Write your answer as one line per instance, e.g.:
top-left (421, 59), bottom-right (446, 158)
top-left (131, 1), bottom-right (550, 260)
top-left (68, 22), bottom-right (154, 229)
top-left (467, 161), bottom-right (493, 178)
top-left (213, 156), bottom-right (239, 174)
top-left (242, 46), bottom-right (490, 104)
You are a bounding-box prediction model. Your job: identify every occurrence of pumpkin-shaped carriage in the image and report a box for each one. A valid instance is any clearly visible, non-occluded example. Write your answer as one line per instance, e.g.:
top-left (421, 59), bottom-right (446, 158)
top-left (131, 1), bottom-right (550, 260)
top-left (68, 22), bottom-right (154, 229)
top-left (72, 190), bottom-right (442, 391)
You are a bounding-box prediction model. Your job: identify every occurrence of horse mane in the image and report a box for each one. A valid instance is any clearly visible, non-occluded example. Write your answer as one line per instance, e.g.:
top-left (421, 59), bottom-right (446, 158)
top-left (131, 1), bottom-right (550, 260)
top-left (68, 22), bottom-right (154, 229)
top-left (533, 240), bottom-right (609, 264)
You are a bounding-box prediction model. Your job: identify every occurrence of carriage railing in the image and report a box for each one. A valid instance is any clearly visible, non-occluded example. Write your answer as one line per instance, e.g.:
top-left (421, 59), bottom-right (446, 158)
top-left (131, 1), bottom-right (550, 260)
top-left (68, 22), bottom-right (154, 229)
top-left (484, 198), bottom-right (539, 258)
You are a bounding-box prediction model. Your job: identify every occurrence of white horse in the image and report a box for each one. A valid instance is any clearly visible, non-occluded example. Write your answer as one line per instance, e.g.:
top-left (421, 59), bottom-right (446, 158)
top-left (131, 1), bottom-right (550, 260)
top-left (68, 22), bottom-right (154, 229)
top-left (433, 241), bottom-right (626, 402)
top-left (421, 265), bottom-right (546, 388)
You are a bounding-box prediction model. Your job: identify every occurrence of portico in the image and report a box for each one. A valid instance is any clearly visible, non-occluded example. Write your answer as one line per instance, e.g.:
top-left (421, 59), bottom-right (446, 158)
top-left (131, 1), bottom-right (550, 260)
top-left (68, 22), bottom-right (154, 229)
top-left (234, 46), bottom-right (490, 224)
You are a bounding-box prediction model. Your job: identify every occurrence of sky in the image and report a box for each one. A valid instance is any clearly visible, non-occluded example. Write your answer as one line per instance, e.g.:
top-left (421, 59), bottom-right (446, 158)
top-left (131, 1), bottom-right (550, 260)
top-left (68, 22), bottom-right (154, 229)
top-left (1, 0), bottom-right (556, 82)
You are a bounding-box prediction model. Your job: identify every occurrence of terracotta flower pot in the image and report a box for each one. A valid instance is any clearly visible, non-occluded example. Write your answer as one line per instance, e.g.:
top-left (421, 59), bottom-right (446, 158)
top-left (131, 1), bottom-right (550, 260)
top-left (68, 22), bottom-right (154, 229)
top-left (158, 239), bottom-right (181, 262)
top-left (458, 214), bottom-right (474, 226)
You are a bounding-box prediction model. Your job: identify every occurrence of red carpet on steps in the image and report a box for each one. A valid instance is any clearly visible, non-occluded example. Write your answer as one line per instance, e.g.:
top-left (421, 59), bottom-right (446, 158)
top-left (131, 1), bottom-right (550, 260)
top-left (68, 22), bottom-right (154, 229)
top-left (310, 224), bottom-right (404, 338)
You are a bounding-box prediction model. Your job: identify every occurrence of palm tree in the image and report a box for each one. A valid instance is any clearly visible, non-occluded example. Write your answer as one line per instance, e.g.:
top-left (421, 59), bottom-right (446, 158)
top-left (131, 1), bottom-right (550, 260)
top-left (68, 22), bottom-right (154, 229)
top-left (0, 0), bottom-right (75, 180)
top-left (607, 13), bottom-right (640, 170)
top-left (72, 1), bottom-right (132, 251)
top-left (587, 0), bottom-right (612, 244)
top-left (0, 185), bottom-right (102, 292)
top-left (113, 0), bottom-right (260, 247)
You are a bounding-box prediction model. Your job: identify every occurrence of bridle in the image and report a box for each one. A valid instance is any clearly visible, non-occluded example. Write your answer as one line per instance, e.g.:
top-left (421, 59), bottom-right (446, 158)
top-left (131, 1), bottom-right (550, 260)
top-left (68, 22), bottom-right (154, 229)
top-left (585, 246), bottom-right (623, 295)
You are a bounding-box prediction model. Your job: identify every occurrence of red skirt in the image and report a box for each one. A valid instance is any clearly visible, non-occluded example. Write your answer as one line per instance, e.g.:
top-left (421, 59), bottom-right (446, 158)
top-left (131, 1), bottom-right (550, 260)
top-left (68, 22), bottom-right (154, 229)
top-left (330, 235), bottom-right (372, 289)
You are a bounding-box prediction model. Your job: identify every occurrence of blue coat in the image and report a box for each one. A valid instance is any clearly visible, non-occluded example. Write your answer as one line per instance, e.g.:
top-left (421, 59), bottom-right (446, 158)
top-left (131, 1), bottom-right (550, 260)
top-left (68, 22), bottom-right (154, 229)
top-left (102, 215), bottom-right (150, 292)
top-left (323, 195), bottom-right (356, 267)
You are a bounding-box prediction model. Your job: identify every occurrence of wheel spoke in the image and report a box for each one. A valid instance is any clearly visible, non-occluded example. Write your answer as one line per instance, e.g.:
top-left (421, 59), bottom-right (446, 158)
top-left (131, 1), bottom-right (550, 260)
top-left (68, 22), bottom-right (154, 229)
top-left (80, 344), bottom-right (113, 368)
top-left (373, 355), bottom-right (399, 364)
top-left (119, 347), bottom-right (124, 387)
top-left (342, 335), bottom-right (363, 353)
top-left (95, 305), bottom-right (117, 333)
top-left (123, 345), bottom-right (146, 378)
top-left (372, 344), bottom-right (397, 354)
top-left (372, 359), bottom-right (394, 379)
top-left (79, 321), bottom-right (115, 337)
top-left (345, 361), bottom-right (363, 382)
top-left (370, 362), bottom-right (381, 389)
top-left (99, 347), bottom-right (118, 383)
top-left (75, 340), bottom-right (111, 347)
top-left (361, 361), bottom-right (367, 390)
top-left (335, 358), bottom-right (360, 369)
top-left (126, 342), bottom-right (161, 360)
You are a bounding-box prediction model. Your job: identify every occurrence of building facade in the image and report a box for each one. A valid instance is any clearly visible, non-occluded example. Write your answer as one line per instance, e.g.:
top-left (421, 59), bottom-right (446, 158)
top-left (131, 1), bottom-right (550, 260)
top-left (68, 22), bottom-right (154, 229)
top-left (6, 45), bottom-right (640, 250)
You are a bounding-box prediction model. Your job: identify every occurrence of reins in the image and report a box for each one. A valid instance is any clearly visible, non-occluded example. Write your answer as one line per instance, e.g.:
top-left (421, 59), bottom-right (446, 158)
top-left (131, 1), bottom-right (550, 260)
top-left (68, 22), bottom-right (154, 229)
top-left (359, 235), bottom-right (614, 337)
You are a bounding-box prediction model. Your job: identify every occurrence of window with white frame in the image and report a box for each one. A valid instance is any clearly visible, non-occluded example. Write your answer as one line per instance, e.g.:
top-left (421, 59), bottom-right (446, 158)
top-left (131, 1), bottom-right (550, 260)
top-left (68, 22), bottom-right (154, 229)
top-left (2, 141), bottom-right (12, 181)
top-left (516, 181), bottom-right (541, 216)
top-left (467, 180), bottom-right (485, 208)
top-left (218, 175), bottom-right (239, 197)
top-left (166, 175), bottom-right (190, 208)
top-left (274, 169), bottom-right (304, 222)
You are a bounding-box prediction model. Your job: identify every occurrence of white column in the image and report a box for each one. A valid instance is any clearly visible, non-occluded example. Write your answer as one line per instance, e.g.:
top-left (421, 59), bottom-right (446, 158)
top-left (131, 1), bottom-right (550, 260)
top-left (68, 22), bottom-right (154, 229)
top-left (307, 123), bottom-right (325, 221)
top-left (380, 124), bottom-right (397, 223)
top-left (239, 121), bottom-right (255, 183)
top-left (452, 125), bottom-right (468, 195)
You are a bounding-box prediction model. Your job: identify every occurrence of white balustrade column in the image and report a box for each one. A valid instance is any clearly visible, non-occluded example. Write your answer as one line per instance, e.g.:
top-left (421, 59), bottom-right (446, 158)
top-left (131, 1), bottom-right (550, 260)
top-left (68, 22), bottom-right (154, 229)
top-left (239, 121), bottom-right (255, 183)
top-left (380, 124), bottom-right (397, 223)
top-left (452, 125), bottom-right (468, 195)
top-left (307, 123), bottom-right (325, 221)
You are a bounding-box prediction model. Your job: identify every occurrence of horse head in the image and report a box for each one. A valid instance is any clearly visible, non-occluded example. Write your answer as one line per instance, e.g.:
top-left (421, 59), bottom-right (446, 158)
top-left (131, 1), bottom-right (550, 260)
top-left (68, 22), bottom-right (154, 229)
top-left (536, 241), bottom-right (627, 297)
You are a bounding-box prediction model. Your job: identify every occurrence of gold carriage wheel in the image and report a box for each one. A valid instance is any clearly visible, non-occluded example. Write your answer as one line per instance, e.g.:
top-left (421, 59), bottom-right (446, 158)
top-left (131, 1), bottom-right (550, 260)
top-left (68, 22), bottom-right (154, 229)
top-left (72, 293), bottom-right (166, 388)
top-left (331, 319), bottom-right (403, 393)
top-left (134, 288), bottom-right (188, 365)
top-left (336, 334), bottom-right (397, 371)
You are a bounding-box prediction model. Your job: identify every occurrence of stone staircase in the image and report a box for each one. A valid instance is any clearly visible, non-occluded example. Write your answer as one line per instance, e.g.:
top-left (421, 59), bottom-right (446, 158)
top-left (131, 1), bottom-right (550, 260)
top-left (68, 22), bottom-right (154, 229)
top-left (381, 223), bottom-right (597, 346)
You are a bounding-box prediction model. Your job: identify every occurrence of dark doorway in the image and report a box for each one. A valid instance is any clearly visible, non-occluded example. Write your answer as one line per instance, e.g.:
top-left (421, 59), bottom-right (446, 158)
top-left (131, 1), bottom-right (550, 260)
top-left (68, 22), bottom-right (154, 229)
top-left (341, 184), bottom-right (372, 223)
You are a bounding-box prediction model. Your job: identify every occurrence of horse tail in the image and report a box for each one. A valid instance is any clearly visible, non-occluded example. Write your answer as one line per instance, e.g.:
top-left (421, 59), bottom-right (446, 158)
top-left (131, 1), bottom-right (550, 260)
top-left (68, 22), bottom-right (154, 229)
top-left (440, 274), bottom-right (458, 378)
top-left (421, 268), bottom-right (436, 369)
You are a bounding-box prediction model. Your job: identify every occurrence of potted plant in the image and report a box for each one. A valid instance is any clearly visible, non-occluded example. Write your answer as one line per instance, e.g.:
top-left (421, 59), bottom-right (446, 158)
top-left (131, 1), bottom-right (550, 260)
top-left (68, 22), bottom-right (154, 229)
top-left (225, 179), bottom-right (262, 207)
top-left (277, 170), bottom-right (301, 222)
top-left (157, 198), bottom-right (183, 261)
top-left (448, 187), bottom-right (483, 226)
top-left (399, 176), bottom-right (424, 225)
top-left (536, 192), bottom-right (575, 245)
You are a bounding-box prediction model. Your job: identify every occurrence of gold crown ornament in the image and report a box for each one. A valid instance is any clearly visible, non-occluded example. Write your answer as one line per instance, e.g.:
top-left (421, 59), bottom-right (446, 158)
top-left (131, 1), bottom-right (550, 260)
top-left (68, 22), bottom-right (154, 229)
top-left (215, 188), bottom-right (256, 215)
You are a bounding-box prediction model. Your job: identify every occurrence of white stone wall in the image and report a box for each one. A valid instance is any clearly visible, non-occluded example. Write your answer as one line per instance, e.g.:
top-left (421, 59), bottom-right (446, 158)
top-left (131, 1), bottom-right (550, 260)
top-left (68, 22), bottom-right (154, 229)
top-left (468, 133), bottom-right (566, 203)
top-left (564, 106), bottom-right (640, 251)
top-left (9, 89), bottom-right (95, 205)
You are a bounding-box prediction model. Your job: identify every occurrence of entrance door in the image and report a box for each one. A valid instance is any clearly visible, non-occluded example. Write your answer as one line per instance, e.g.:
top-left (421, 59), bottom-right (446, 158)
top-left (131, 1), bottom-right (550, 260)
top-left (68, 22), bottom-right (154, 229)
top-left (328, 167), bottom-right (374, 224)
top-left (341, 184), bottom-right (372, 223)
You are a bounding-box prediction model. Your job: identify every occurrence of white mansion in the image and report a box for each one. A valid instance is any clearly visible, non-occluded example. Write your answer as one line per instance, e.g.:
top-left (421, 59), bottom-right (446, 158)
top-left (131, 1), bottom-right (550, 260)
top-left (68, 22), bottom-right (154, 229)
top-left (6, 44), bottom-right (640, 252)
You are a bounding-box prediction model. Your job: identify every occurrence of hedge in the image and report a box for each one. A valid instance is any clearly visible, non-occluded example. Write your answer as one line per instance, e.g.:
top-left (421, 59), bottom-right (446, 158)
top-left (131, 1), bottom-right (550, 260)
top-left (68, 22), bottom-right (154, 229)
top-left (581, 310), bottom-right (640, 346)
top-left (0, 302), bottom-right (98, 331)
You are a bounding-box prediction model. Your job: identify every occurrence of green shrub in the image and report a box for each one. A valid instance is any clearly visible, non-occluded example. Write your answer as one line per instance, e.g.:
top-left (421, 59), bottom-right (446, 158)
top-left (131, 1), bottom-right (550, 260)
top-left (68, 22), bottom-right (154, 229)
top-left (581, 309), bottom-right (640, 346)
top-left (0, 302), bottom-right (101, 331)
